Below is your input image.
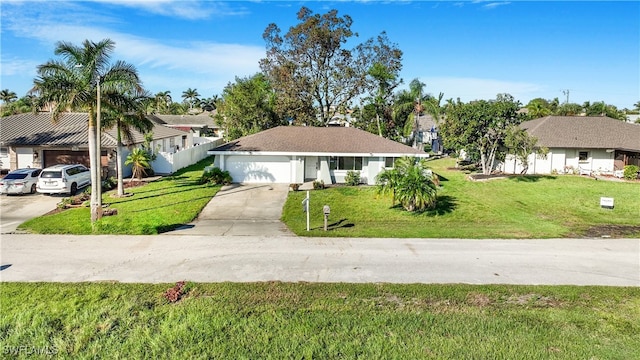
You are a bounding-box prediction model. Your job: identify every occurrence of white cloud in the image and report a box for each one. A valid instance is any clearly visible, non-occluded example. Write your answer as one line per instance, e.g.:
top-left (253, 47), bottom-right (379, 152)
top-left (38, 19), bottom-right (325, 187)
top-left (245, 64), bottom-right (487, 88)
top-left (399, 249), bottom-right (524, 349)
top-left (87, 0), bottom-right (248, 19)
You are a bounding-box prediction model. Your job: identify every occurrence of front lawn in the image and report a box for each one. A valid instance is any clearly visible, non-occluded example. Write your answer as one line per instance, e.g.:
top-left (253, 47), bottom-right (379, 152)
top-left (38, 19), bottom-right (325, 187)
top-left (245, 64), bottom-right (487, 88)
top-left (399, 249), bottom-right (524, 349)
top-left (19, 157), bottom-right (221, 235)
top-left (282, 158), bottom-right (640, 238)
top-left (1, 282), bottom-right (638, 358)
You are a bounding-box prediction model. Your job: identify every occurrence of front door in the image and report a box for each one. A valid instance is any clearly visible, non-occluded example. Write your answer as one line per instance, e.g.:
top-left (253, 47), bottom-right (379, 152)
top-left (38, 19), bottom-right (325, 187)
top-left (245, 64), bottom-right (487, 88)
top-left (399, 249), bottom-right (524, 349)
top-left (304, 156), bottom-right (318, 181)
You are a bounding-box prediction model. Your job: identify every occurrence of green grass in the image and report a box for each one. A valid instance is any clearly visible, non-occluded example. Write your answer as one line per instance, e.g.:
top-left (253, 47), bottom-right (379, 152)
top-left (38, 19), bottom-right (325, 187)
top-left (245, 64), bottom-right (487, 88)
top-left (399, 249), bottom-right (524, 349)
top-left (1, 282), bottom-right (638, 359)
top-left (19, 157), bottom-right (221, 235)
top-left (282, 158), bottom-right (640, 238)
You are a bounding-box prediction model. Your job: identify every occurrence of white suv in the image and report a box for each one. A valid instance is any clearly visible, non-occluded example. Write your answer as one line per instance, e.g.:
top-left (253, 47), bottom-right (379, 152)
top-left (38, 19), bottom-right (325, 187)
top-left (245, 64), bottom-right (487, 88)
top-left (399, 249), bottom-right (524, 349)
top-left (37, 164), bottom-right (91, 195)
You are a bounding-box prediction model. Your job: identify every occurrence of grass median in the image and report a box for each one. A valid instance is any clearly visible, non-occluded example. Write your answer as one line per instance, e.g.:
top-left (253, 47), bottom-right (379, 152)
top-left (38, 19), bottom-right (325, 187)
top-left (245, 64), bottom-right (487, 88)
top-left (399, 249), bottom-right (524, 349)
top-left (19, 157), bottom-right (221, 235)
top-left (282, 158), bottom-right (640, 238)
top-left (1, 282), bottom-right (638, 358)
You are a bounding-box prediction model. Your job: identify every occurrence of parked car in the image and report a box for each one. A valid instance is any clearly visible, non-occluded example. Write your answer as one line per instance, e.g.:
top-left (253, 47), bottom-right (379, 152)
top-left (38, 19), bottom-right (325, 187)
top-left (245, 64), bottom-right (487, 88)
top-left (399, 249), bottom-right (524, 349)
top-left (0, 168), bottom-right (42, 195)
top-left (37, 164), bottom-right (91, 195)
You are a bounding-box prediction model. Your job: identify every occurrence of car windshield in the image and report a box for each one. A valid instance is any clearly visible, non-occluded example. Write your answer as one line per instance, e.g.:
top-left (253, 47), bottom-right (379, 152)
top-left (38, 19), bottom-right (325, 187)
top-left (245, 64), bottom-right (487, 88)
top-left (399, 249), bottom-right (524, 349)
top-left (4, 173), bottom-right (28, 180)
top-left (41, 171), bottom-right (62, 178)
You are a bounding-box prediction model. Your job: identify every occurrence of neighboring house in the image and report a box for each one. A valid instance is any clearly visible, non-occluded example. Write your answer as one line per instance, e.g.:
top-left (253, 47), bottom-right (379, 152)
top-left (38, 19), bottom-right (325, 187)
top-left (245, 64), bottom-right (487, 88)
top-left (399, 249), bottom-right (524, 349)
top-left (208, 126), bottom-right (428, 185)
top-left (412, 114), bottom-right (442, 154)
top-left (147, 112), bottom-right (222, 141)
top-left (0, 112), bottom-right (192, 177)
top-left (501, 116), bottom-right (640, 175)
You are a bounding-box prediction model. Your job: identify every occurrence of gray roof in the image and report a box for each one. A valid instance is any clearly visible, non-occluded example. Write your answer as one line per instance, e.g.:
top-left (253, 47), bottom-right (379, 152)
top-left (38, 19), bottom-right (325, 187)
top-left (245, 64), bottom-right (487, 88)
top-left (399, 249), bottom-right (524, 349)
top-left (416, 114), bottom-right (438, 131)
top-left (0, 112), bottom-right (188, 148)
top-left (212, 126), bottom-right (426, 155)
top-left (148, 112), bottom-right (218, 127)
top-left (521, 116), bottom-right (640, 152)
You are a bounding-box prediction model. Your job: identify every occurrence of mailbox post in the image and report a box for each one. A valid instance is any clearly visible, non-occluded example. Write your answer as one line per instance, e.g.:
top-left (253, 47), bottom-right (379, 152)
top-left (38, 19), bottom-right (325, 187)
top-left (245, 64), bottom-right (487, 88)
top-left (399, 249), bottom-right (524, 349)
top-left (323, 205), bottom-right (330, 231)
top-left (302, 191), bottom-right (310, 231)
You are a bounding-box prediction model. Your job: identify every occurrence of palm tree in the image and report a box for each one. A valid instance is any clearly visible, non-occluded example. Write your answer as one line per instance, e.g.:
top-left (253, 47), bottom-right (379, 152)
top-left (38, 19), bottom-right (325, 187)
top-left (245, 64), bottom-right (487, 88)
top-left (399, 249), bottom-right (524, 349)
top-left (103, 89), bottom-right (153, 196)
top-left (376, 156), bottom-right (437, 212)
top-left (32, 39), bottom-right (144, 223)
top-left (154, 91), bottom-right (172, 113)
top-left (125, 148), bottom-right (151, 181)
top-left (0, 89), bottom-right (17, 104)
top-left (182, 88), bottom-right (200, 111)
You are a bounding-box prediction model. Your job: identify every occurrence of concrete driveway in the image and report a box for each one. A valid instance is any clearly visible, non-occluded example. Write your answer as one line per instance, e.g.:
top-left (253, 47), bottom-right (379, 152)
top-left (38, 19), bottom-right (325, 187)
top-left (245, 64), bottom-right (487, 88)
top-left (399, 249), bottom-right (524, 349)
top-left (0, 193), bottom-right (62, 234)
top-left (171, 183), bottom-right (294, 236)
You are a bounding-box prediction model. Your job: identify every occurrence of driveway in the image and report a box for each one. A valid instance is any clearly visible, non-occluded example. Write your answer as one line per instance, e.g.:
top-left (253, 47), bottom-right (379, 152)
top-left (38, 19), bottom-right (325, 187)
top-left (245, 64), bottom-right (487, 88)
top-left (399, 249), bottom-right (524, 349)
top-left (0, 193), bottom-right (62, 234)
top-left (171, 183), bottom-right (294, 236)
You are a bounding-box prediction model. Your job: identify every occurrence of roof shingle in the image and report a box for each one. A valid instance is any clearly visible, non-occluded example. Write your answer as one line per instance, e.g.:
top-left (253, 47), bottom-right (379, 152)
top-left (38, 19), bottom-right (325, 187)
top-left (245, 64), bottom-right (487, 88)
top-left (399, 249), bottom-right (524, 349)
top-left (212, 126), bottom-right (426, 155)
top-left (1, 112), bottom-right (188, 148)
top-left (521, 116), bottom-right (640, 152)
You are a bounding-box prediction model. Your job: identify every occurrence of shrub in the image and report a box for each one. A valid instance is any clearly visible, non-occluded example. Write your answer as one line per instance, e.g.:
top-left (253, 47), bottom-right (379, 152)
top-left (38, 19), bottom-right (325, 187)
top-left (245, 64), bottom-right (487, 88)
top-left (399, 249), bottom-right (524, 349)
top-left (623, 165), bottom-right (639, 180)
top-left (313, 180), bottom-right (325, 190)
top-left (345, 170), bottom-right (361, 186)
top-left (102, 176), bottom-right (117, 191)
top-left (290, 183), bottom-right (301, 191)
top-left (200, 167), bottom-right (232, 185)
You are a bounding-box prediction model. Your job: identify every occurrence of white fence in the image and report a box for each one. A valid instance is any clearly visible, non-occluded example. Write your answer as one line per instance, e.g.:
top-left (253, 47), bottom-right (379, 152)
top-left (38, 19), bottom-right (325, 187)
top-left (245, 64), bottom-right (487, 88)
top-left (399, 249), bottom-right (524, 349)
top-left (152, 138), bottom-right (224, 174)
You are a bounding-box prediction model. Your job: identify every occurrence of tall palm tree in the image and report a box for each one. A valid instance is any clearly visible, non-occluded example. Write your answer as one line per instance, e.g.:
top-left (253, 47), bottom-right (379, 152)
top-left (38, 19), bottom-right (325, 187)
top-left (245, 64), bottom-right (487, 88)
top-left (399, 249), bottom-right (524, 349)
top-left (32, 39), bottom-right (144, 223)
top-left (154, 91), bottom-right (172, 113)
top-left (0, 89), bottom-right (17, 104)
top-left (182, 88), bottom-right (200, 111)
top-left (103, 89), bottom-right (153, 196)
top-left (376, 156), bottom-right (437, 212)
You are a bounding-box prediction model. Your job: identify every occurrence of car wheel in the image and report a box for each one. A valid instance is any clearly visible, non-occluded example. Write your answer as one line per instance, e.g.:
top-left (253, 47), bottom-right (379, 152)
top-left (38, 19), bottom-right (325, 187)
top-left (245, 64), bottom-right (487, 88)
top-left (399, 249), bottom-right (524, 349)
top-left (30, 183), bottom-right (37, 194)
top-left (70, 183), bottom-right (78, 195)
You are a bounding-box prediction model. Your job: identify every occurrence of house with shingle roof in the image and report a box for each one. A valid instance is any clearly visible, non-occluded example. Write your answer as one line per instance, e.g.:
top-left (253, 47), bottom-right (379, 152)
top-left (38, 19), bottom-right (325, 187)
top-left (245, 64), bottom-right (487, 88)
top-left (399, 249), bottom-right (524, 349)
top-left (501, 116), bottom-right (640, 175)
top-left (147, 112), bottom-right (222, 139)
top-left (1, 112), bottom-right (192, 177)
top-left (207, 126), bottom-right (428, 184)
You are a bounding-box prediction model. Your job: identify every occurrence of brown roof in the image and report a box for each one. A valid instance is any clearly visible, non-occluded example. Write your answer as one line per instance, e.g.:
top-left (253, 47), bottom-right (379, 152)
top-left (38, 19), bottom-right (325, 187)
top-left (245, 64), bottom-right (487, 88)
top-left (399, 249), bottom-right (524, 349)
top-left (522, 116), bottom-right (640, 152)
top-left (0, 112), bottom-right (188, 148)
top-left (212, 126), bottom-right (426, 155)
top-left (148, 113), bottom-right (218, 127)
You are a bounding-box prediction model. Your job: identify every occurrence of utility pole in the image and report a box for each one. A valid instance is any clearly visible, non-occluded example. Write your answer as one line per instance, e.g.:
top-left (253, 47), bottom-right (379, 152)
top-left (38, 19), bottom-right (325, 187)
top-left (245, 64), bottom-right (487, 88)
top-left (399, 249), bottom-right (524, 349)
top-left (562, 89), bottom-right (570, 104)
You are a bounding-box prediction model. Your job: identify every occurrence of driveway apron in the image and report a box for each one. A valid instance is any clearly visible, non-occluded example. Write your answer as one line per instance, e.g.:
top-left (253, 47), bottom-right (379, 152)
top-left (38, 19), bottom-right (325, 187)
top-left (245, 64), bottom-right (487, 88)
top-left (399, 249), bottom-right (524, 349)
top-left (171, 183), bottom-right (294, 236)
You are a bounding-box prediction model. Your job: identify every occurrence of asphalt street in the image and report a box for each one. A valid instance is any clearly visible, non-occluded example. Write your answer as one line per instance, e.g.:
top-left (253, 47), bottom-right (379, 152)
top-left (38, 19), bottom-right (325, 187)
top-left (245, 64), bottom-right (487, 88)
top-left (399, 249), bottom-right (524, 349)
top-left (1, 234), bottom-right (638, 285)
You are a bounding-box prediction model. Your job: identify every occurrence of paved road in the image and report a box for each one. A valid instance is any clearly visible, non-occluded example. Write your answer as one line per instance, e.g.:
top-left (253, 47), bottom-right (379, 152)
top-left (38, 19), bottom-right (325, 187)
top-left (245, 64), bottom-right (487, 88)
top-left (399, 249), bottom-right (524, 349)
top-left (1, 234), bottom-right (638, 285)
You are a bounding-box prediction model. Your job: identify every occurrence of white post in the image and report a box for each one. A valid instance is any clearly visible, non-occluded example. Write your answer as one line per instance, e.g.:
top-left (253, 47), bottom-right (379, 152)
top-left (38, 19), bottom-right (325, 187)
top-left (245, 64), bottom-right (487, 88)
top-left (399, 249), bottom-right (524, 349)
top-left (306, 191), bottom-right (310, 232)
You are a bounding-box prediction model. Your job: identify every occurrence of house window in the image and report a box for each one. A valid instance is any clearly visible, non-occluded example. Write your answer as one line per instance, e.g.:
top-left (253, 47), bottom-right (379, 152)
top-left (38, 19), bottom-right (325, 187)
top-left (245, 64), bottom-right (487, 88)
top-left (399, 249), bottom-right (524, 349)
top-left (578, 151), bottom-right (589, 162)
top-left (329, 156), bottom-right (363, 171)
top-left (0, 147), bottom-right (8, 156)
top-left (385, 157), bottom-right (396, 168)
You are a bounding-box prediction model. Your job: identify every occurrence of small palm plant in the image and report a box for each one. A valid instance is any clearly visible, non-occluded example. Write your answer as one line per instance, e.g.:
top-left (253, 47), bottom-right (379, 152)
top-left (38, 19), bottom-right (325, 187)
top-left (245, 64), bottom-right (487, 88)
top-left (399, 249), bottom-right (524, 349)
top-left (125, 148), bottom-right (151, 181)
top-left (376, 156), bottom-right (437, 212)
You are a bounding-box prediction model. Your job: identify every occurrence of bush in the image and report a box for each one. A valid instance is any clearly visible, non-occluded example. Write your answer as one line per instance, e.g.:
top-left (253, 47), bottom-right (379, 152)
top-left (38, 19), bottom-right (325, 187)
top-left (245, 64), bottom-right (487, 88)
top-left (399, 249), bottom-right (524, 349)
top-left (345, 170), bottom-right (361, 186)
top-left (200, 167), bottom-right (232, 185)
top-left (290, 183), bottom-right (301, 191)
top-left (102, 176), bottom-right (116, 191)
top-left (313, 180), bottom-right (325, 190)
top-left (623, 165), bottom-right (639, 180)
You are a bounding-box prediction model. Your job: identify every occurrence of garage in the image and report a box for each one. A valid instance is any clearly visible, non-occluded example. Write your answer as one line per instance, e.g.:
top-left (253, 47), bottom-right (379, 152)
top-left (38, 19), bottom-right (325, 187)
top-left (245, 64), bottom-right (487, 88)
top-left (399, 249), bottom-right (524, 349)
top-left (43, 149), bottom-right (108, 168)
top-left (224, 155), bottom-right (292, 183)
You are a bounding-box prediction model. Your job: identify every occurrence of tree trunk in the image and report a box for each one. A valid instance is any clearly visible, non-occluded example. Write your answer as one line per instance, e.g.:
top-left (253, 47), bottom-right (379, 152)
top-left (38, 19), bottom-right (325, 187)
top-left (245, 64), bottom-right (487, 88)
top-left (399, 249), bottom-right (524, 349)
top-left (88, 123), bottom-right (102, 223)
top-left (116, 142), bottom-right (124, 196)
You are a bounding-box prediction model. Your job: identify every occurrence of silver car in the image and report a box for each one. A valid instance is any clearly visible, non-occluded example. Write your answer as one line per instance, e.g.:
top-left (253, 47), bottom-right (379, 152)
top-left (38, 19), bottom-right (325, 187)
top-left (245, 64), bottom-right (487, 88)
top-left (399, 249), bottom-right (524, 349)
top-left (0, 168), bottom-right (42, 195)
top-left (37, 164), bottom-right (91, 195)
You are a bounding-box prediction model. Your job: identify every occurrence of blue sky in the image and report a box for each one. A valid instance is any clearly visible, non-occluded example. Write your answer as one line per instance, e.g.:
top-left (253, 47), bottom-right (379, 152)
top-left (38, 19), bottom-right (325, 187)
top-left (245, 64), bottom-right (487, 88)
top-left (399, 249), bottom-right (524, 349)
top-left (1, 0), bottom-right (638, 109)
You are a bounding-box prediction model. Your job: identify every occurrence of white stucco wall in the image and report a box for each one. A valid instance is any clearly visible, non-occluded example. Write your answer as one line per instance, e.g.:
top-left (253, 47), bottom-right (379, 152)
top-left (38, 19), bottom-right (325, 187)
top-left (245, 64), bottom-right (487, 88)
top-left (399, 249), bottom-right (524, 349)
top-left (502, 148), bottom-right (616, 175)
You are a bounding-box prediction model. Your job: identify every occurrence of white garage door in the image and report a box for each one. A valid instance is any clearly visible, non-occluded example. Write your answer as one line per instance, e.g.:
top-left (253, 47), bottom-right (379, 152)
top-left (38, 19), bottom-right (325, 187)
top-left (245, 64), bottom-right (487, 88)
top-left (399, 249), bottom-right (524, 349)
top-left (225, 155), bottom-right (291, 183)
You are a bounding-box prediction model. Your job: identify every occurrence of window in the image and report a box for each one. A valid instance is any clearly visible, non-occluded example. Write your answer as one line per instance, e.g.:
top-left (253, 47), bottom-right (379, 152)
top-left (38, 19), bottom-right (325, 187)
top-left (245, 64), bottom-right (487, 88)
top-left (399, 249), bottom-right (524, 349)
top-left (385, 157), bottom-right (397, 168)
top-left (329, 156), bottom-right (363, 171)
top-left (578, 151), bottom-right (589, 162)
top-left (0, 147), bottom-right (8, 156)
